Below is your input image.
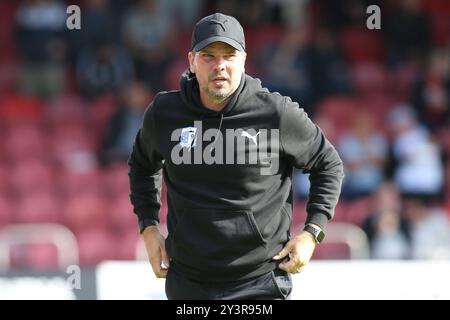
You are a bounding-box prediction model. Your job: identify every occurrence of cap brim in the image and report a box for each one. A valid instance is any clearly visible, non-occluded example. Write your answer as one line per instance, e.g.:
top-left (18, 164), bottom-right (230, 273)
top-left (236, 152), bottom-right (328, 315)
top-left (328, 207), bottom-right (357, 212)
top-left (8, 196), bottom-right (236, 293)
top-left (193, 36), bottom-right (244, 52)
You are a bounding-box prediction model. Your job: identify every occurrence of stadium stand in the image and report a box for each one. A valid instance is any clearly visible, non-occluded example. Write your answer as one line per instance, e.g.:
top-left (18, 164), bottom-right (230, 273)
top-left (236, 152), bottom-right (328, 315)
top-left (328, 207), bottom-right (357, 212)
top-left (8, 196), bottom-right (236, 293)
top-left (0, 0), bottom-right (448, 269)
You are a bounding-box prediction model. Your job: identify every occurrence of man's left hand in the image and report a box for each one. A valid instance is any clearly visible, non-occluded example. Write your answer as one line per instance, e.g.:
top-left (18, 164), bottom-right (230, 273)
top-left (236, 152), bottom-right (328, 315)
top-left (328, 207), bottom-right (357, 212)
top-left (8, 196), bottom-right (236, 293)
top-left (272, 230), bottom-right (317, 274)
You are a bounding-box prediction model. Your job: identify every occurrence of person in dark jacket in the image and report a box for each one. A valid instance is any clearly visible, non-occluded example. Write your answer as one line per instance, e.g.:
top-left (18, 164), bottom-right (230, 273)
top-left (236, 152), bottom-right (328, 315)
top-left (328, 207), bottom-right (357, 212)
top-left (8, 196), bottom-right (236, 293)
top-left (128, 13), bottom-right (344, 300)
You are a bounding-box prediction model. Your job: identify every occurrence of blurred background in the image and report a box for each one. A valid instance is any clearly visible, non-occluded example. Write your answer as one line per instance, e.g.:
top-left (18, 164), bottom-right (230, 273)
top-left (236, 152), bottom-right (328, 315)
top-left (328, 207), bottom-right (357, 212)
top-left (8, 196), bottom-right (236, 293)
top-left (0, 0), bottom-right (449, 280)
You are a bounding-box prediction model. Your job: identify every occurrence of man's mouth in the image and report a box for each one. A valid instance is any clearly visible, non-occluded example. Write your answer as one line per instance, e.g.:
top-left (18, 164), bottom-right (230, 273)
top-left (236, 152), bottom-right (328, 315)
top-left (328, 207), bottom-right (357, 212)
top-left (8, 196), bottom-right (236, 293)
top-left (212, 77), bottom-right (228, 85)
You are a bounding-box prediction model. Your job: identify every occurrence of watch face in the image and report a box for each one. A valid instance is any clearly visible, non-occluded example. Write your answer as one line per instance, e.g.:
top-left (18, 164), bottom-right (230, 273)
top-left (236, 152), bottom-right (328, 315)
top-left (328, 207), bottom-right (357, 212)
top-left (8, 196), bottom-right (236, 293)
top-left (304, 225), bottom-right (325, 243)
top-left (316, 230), bottom-right (325, 243)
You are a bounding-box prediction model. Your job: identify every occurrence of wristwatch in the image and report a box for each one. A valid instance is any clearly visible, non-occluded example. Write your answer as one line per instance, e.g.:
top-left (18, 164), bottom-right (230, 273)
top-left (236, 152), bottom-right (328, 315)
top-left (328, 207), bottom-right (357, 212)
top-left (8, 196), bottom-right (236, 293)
top-left (303, 224), bottom-right (325, 244)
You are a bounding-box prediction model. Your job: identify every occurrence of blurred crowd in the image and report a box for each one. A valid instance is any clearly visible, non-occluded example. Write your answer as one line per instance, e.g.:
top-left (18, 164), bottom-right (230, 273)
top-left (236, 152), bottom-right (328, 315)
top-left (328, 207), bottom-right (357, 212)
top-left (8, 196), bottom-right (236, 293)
top-left (0, 0), bottom-right (449, 269)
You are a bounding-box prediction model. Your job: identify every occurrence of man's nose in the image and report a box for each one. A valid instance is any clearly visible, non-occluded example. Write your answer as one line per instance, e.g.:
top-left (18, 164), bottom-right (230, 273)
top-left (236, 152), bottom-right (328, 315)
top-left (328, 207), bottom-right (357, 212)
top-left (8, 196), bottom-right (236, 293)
top-left (214, 57), bottom-right (226, 71)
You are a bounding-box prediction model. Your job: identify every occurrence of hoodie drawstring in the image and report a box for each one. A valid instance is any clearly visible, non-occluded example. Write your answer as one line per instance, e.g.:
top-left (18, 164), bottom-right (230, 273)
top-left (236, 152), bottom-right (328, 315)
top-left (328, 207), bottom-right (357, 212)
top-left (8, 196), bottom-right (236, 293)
top-left (209, 113), bottom-right (224, 152)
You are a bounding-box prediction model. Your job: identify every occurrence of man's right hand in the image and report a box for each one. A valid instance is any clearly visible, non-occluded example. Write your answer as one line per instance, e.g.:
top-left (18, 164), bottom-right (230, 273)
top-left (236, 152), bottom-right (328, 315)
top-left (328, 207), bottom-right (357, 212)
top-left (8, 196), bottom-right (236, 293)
top-left (141, 226), bottom-right (170, 278)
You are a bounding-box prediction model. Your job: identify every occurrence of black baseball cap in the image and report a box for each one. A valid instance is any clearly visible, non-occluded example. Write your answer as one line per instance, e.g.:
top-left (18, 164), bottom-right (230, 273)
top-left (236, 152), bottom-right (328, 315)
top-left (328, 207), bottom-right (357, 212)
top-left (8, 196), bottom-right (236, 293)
top-left (191, 13), bottom-right (245, 52)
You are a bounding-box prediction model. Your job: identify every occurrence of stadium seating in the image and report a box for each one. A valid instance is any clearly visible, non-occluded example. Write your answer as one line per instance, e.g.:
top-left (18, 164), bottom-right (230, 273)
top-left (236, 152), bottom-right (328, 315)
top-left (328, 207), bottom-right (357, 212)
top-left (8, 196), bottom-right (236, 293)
top-left (338, 27), bottom-right (385, 63)
top-left (76, 226), bottom-right (116, 266)
top-left (0, 195), bottom-right (13, 228)
top-left (0, 1), bottom-right (448, 269)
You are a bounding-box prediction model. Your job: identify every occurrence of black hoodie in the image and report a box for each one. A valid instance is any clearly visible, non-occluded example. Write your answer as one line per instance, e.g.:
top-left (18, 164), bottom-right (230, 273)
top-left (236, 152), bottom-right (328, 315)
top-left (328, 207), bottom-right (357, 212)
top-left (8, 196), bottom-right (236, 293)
top-left (128, 71), bottom-right (344, 282)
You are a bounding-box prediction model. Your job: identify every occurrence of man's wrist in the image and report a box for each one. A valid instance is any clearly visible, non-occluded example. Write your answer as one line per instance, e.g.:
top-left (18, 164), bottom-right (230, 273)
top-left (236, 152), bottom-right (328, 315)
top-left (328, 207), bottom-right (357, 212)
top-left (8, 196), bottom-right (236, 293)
top-left (306, 223), bottom-right (322, 231)
top-left (303, 224), bottom-right (325, 244)
top-left (139, 219), bottom-right (159, 234)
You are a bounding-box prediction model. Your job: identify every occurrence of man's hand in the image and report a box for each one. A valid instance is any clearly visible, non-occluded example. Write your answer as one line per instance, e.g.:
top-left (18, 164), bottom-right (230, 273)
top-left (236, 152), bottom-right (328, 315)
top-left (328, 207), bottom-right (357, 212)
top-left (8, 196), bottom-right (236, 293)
top-left (272, 229), bottom-right (317, 274)
top-left (141, 226), bottom-right (170, 278)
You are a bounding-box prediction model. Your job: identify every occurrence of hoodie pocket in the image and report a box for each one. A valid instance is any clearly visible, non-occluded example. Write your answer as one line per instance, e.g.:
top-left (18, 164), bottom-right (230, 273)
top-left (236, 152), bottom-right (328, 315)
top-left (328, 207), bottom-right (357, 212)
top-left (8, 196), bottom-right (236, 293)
top-left (172, 208), bottom-right (266, 264)
top-left (270, 269), bottom-right (293, 299)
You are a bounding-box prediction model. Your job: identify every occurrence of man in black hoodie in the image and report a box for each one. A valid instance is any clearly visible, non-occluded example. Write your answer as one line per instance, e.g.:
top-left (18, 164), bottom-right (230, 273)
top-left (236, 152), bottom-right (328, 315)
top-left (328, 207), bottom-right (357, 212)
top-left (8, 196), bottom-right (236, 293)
top-left (128, 13), bottom-right (344, 300)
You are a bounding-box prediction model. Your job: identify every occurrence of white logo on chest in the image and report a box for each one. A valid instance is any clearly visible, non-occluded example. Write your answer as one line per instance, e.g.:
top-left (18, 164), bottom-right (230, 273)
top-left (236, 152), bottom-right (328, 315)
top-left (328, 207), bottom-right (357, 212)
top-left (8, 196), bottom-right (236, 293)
top-left (241, 130), bottom-right (260, 146)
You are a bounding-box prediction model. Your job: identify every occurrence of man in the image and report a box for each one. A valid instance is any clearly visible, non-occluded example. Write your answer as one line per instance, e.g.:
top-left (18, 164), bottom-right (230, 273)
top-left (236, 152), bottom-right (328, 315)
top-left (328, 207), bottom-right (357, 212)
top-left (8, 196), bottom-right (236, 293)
top-left (128, 13), bottom-right (344, 300)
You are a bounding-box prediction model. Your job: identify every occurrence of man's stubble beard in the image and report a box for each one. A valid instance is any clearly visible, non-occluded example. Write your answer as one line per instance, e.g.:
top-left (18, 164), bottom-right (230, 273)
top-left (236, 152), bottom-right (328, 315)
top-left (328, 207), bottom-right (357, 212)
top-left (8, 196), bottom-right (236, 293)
top-left (202, 85), bottom-right (234, 104)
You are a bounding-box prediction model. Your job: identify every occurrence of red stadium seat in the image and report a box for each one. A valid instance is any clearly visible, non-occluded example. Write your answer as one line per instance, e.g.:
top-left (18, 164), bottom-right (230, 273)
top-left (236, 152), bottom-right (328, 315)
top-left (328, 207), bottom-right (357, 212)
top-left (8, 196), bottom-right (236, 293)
top-left (109, 195), bottom-right (137, 232)
top-left (332, 202), bottom-right (349, 223)
top-left (245, 25), bottom-right (284, 58)
top-left (423, 0), bottom-right (450, 45)
top-left (422, 0), bottom-right (450, 14)
top-left (0, 163), bottom-right (10, 194)
top-left (429, 14), bottom-right (450, 45)
top-left (0, 195), bottom-right (14, 227)
top-left (438, 127), bottom-right (450, 156)
top-left (3, 123), bottom-right (49, 162)
top-left (115, 228), bottom-right (140, 260)
top-left (339, 27), bottom-right (385, 63)
top-left (312, 242), bottom-right (351, 260)
top-left (351, 63), bottom-right (389, 97)
top-left (171, 30), bottom-right (192, 59)
top-left (50, 124), bottom-right (98, 165)
top-left (0, 94), bottom-right (44, 122)
top-left (358, 95), bottom-right (397, 136)
top-left (87, 94), bottom-right (118, 136)
top-left (46, 93), bottom-right (87, 127)
top-left (164, 58), bottom-right (189, 91)
top-left (57, 168), bottom-right (103, 197)
top-left (0, 61), bottom-right (19, 96)
top-left (10, 159), bottom-right (55, 196)
top-left (15, 192), bottom-right (61, 224)
top-left (10, 243), bottom-right (59, 271)
top-left (0, 1), bottom-right (19, 61)
top-left (387, 62), bottom-right (420, 101)
top-left (76, 226), bottom-right (117, 266)
top-left (315, 95), bottom-right (360, 140)
top-left (345, 197), bottom-right (373, 226)
top-left (63, 192), bottom-right (108, 233)
top-left (103, 163), bottom-right (132, 198)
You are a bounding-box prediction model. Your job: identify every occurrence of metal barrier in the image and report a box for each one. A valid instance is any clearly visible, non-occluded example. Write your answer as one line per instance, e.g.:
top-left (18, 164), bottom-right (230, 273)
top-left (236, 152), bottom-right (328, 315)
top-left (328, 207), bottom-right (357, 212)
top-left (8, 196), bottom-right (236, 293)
top-left (297, 222), bottom-right (370, 259)
top-left (0, 223), bottom-right (79, 271)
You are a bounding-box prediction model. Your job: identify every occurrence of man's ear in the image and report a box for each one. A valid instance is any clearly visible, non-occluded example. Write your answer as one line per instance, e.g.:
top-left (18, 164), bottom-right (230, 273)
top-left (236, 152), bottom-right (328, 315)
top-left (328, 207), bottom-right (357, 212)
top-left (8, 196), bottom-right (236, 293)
top-left (188, 51), bottom-right (195, 73)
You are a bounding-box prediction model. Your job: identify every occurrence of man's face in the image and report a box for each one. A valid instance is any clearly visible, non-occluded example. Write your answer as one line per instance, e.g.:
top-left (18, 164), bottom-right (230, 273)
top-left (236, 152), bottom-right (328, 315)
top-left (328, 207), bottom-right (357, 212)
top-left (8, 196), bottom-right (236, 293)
top-left (188, 42), bottom-right (246, 106)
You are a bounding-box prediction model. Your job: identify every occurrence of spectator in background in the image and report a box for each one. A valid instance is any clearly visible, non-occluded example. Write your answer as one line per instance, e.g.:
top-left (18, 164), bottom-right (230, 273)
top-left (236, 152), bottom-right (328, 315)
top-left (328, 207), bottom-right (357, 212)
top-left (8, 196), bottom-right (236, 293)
top-left (213, 0), bottom-right (267, 27)
top-left (362, 182), bottom-right (411, 259)
top-left (386, 0), bottom-right (430, 67)
top-left (16, 0), bottom-right (68, 99)
top-left (69, 0), bottom-right (116, 57)
top-left (389, 104), bottom-right (444, 200)
top-left (309, 25), bottom-right (352, 107)
top-left (338, 109), bottom-right (388, 199)
top-left (76, 39), bottom-right (134, 99)
top-left (100, 81), bottom-right (152, 166)
top-left (264, 0), bottom-right (309, 28)
top-left (404, 198), bottom-right (450, 260)
top-left (121, 0), bottom-right (176, 92)
top-left (161, 0), bottom-right (204, 27)
top-left (320, 0), bottom-right (379, 29)
top-left (258, 27), bottom-right (313, 110)
top-left (413, 46), bottom-right (450, 131)
top-left (293, 113), bottom-right (339, 200)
